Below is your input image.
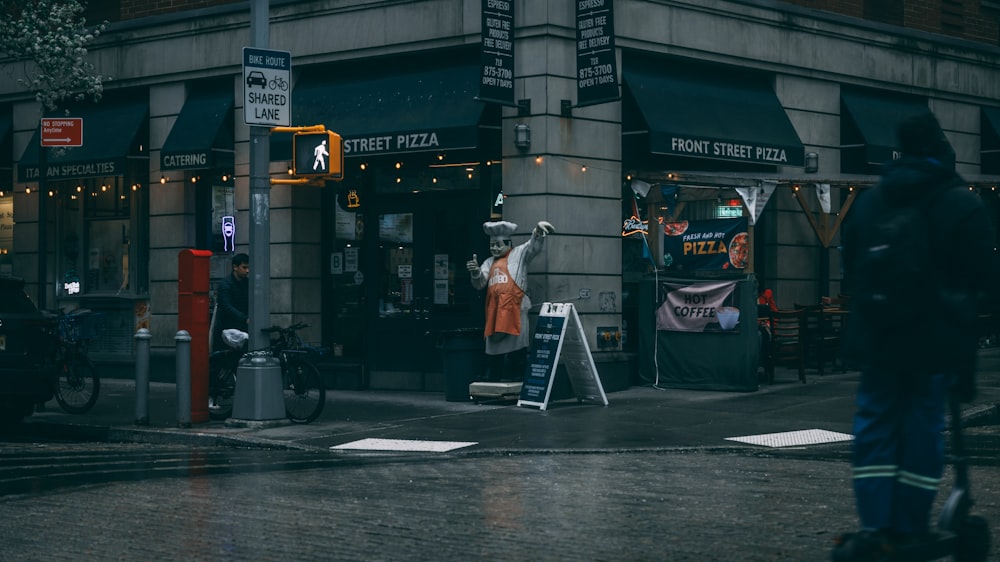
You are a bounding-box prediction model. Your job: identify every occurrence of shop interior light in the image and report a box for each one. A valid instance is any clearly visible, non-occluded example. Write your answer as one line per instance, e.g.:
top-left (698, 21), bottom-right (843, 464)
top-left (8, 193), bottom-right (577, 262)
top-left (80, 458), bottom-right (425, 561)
top-left (432, 177), bottom-right (438, 184)
top-left (48, 190), bottom-right (54, 197)
top-left (437, 154), bottom-right (445, 161)
top-left (101, 184), bottom-right (108, 192)
top-left (0, 191), bottom-right (4, 197)
top-left (221, 174), bottom-right (229, 182)
top-left (24, 187), bottom-right (30, 194)
top-left (191, 176), bottom-right (198, 184)
top-left (76, 184), bottom-right (83, 192)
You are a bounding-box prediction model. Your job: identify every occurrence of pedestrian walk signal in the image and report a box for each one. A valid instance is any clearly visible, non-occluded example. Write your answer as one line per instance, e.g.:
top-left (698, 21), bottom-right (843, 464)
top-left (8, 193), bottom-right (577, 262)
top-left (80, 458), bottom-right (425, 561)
top-left (293, 130), bottom-right (344, 180)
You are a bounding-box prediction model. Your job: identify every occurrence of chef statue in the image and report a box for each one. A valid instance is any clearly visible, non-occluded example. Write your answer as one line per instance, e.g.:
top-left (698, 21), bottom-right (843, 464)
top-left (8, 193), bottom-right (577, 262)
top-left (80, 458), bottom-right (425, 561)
top-left (466, 220), bottom-right (555, 382)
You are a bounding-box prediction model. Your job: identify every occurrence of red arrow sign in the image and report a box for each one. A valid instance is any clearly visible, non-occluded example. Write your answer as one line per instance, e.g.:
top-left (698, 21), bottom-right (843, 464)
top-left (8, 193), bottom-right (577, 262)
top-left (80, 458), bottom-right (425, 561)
top-left (40, 117), bottom-right (83, 147)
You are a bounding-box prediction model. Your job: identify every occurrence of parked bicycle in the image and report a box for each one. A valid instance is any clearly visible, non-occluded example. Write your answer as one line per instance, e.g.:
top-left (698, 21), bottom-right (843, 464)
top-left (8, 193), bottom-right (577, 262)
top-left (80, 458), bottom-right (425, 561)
top-left (54, 310), bottom-right (103, 414)
top-left (208, 322), bottom-right (326, 423)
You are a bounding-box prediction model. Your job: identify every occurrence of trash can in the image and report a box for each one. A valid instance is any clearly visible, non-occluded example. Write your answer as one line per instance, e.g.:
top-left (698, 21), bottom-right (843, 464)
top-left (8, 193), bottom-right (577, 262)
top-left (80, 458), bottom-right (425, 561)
top-left (437, 328), bottom-right (487, 402)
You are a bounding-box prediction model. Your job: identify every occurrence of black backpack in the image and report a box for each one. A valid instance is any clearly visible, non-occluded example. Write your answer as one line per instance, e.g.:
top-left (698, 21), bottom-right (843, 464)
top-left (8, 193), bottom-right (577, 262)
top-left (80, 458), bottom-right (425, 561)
top-left (851, 185), bottom-right (946, 331)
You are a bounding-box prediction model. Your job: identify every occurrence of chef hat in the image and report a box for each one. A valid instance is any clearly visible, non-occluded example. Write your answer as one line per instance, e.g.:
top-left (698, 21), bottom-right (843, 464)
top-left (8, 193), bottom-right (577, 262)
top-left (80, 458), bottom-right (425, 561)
top-left (483, 221), bottom-right (517, 240)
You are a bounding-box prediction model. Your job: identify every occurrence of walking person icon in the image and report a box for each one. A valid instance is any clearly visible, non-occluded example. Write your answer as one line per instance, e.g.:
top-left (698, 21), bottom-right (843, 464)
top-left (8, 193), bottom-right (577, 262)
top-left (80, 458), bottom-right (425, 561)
top-left (313, 140), bottom-right (329, 171)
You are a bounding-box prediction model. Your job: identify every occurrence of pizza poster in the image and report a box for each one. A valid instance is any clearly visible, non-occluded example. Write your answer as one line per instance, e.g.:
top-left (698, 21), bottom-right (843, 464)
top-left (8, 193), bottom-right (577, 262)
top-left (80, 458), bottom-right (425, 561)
top-left (662, 217), bottom-right (748, 270)
top-left (656, 280), bottom-right (741, 333)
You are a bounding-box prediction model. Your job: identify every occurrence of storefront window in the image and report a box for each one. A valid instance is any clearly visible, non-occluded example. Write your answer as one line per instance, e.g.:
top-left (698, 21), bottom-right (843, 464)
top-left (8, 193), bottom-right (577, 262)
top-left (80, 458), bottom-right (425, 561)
top-left (0, 196), bottom-right (13, 276)
top-left (378, 213), bottom-right (414, 317)
top-left (209, 182), bottom-right (235, 253)
top-left (57, 177), bottom-right (142, 297)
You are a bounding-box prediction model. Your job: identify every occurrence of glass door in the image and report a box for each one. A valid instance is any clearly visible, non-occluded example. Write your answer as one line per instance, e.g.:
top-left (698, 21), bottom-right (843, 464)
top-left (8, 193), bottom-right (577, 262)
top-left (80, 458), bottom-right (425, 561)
top-left (368, 191), bottom-right (485, 375)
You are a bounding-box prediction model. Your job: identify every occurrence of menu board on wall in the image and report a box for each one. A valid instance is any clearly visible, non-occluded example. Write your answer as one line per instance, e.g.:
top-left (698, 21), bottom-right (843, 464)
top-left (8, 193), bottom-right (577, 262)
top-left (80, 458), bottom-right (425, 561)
top-left (575, 0), bottom-right (619, 107)
top-left (518, 303), bottom-right (609, 411)
top-left (479, 0), bottom-right (515, 106)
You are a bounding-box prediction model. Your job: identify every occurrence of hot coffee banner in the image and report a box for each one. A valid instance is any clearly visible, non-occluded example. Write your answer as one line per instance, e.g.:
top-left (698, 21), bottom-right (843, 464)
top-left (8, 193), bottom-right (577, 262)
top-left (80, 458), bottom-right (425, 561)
top-left (662, 217), bottom-right (748, 270)
top-left (656, 280), bottom-right (741, 333)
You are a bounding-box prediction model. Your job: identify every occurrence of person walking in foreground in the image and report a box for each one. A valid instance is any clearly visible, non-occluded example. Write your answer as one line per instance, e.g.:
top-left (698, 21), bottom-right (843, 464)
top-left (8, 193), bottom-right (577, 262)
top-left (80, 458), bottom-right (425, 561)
top-left (835, 112), bottom-right (996, 560)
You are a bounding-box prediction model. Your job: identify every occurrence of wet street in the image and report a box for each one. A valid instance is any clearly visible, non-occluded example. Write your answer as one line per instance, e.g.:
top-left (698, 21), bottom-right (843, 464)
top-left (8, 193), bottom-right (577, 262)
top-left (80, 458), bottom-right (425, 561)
top-left (2, 433), bottom-right (999, 561)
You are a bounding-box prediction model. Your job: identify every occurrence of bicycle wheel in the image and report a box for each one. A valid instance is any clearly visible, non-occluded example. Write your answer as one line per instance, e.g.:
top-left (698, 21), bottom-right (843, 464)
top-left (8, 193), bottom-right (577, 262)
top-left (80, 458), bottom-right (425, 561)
top-left (55, 355), bottom-right (100, 414)
top-left (282, 359), bottom-right (325, 424)
top-left (208, 364), bottom-right (237, 421)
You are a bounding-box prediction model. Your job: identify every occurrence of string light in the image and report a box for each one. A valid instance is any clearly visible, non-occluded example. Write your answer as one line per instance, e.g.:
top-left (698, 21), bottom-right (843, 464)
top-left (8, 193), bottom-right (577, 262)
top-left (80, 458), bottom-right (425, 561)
top-left (160, 175), bottom-right (166, 184)
top-left (535, 156), bottom-right (543, 164)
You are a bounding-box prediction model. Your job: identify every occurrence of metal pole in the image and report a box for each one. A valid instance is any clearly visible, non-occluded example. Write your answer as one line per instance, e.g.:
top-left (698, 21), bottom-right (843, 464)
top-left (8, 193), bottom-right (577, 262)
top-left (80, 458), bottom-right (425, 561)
top-left (249, 0), bottom-right (270, 351)
top-left (134, 328), bottom-right (151, 425)
top-left (176, 330), bottom-right (192, 428)
top-left (37, 144), bottom-right (47, 309)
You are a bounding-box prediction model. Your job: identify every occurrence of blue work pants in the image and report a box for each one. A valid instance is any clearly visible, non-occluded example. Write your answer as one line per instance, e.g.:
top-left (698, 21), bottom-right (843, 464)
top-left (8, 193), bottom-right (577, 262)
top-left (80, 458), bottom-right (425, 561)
top-left (852, 371), bottom-right (947, 535)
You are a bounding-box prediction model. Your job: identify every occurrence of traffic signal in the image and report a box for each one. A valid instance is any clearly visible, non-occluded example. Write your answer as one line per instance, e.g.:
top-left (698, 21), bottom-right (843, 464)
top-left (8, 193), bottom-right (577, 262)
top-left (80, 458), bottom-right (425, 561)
top-left (292, 130), bottom-right (343, 180)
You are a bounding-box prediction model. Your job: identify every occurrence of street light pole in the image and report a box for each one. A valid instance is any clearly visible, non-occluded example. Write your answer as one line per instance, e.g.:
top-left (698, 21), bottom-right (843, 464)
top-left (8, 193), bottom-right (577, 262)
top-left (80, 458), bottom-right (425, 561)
top-left (249, 0), bottom-right (271, 352)
top-left (229, 0), bottom-right (285, 423)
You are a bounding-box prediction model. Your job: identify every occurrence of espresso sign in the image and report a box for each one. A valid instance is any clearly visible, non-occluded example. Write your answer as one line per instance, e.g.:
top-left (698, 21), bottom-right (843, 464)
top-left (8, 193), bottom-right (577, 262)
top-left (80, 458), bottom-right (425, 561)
top-left (575, 0), bottom-right (619, 107)
top-left (479, 0), bottom-right (515, 106)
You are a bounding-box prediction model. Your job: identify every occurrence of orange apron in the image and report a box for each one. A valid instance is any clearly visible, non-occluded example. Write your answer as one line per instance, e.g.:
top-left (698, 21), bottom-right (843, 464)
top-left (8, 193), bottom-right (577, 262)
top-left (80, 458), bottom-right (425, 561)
top-left (484, 255), bottom-right (524, 337)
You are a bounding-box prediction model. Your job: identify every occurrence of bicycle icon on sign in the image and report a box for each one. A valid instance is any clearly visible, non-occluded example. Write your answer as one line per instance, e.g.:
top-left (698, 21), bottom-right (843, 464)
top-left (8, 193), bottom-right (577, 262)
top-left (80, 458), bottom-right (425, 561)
top-left (269, 76), bottom-right (288, 91)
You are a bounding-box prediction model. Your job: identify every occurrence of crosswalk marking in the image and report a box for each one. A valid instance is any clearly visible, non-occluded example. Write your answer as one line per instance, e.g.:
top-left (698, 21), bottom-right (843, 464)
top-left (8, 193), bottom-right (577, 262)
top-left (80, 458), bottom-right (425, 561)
top-left (725, 429), bottom-right (854, 448)
top-left (330, 438), bottom-right (478, 452)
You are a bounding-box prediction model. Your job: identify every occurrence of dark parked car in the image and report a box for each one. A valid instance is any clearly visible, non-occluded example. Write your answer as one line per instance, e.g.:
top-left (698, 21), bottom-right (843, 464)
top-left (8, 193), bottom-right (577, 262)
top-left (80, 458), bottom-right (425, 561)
top-left (0, 277), bottom-right (59, 428)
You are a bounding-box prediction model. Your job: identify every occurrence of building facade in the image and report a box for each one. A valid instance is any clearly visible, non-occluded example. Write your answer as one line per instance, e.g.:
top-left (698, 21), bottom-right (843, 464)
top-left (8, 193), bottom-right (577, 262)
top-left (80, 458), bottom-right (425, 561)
top-left (1, 0), bottom-right (998, 390)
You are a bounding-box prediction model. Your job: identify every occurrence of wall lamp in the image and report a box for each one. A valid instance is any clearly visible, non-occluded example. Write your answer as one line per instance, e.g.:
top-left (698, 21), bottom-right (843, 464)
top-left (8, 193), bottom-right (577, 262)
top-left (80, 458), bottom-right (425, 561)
top-left (513, 123), bottom-right (531, 151)
top-left (804, 152), bottom-right (819, 173)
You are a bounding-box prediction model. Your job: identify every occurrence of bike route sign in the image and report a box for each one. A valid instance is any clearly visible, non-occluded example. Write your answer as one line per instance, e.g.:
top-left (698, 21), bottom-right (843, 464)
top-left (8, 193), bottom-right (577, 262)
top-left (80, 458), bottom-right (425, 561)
top-left (243, 47), bottom-right (291, 127)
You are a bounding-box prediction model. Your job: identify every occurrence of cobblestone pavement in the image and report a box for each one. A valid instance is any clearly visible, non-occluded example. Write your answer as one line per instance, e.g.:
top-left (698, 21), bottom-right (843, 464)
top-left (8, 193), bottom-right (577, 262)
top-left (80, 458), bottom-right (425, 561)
top-left (2, 443), bottom-right (999, 561)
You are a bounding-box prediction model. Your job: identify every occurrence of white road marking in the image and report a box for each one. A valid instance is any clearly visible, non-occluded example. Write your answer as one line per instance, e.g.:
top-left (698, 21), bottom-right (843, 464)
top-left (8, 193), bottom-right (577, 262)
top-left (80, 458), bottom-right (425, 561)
top-left (330, 438), bottom-right (478, 452)
top-left (725, 429), bottom-right (854, 448)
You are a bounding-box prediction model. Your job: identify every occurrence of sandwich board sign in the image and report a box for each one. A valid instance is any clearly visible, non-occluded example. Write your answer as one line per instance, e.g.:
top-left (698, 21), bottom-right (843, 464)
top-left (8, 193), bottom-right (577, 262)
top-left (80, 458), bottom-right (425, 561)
top-left (518, 302), bottom-right (609, 410)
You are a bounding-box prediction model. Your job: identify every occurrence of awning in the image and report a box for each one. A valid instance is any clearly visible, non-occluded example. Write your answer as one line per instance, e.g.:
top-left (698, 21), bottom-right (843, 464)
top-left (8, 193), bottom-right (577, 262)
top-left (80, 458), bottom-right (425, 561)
top-left (622, 59), bottom-right (805, 167)
top-left (840, 89), bottom-right (935, 168)
top-left (286, 62), bottom-right (487, 158)
top-left (18, 98), bottom-right (148, 182)
top-left (160, 87), bottom-right (233, 171)
top-left (981, 106), bottom-right (1000, 174)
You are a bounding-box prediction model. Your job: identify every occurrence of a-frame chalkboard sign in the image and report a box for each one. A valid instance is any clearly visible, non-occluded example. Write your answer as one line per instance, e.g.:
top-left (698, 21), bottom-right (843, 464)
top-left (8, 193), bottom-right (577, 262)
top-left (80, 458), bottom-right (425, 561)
top-left (517, 303), bottom-right (609, 411)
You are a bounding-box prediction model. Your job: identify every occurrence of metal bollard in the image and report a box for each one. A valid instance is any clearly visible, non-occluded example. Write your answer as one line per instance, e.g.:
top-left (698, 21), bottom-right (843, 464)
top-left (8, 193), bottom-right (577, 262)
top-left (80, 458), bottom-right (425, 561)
top-left (175, 330), bottom-right (192, 428)
top-left (134, 328), bottom-right (151, 425)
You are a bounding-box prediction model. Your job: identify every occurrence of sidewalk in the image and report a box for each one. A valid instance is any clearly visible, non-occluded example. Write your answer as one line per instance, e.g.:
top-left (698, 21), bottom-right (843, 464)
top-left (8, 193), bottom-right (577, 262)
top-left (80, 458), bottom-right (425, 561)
top-left (21, 348), bottom-right (1000, 454)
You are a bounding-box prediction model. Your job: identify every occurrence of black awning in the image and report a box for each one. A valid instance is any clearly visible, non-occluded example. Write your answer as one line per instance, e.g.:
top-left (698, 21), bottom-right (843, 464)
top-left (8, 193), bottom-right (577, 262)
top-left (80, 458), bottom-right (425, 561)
top-left (18, 98), bottom-right (148, 182)
top-left (622, 59), bottom-right (805, 167)
top-left (288, 62), bottom-right (486, 158)
top-left (160, 87), bottom-right (234, 171)
top-left (840, 89), bottom-right (936, 169)
top-left (981, 106), bottom-right (1000, 174)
